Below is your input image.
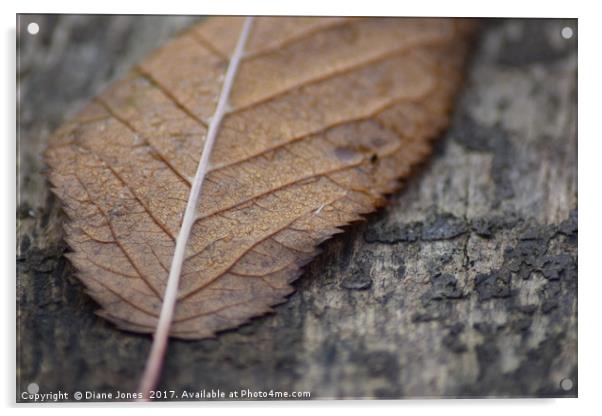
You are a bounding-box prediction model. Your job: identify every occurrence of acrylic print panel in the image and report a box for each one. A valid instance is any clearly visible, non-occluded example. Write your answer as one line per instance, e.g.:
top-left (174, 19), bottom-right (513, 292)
top-left (17, 14), bottom-right (577, 402)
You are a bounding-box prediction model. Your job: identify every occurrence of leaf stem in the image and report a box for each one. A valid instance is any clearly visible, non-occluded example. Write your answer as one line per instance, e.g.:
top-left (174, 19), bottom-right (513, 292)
top-left (137, 16), bottom-right (255, 400)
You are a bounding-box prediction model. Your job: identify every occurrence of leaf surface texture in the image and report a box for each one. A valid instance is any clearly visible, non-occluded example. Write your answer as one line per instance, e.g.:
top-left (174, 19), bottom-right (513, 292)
top-left (46, 17), bottom-right (475, 339)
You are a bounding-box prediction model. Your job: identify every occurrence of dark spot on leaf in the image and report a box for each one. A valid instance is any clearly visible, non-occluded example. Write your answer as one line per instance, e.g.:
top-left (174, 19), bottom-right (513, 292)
top-left (333, 146), bottom-right (361, 163)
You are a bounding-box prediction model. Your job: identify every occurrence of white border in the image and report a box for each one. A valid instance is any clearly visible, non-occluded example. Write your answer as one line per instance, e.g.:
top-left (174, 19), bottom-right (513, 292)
top-left (5, 0), bottom-right (582, 17)
top-left (2, 0), bottom-right (599, 414)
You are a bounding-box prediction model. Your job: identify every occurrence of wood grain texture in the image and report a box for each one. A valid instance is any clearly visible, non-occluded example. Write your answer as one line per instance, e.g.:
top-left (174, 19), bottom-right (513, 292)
top-left (17, 16), bottom-right (577, 399)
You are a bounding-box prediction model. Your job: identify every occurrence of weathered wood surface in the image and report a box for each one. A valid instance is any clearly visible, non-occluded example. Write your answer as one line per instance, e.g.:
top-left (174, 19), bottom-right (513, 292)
top-left (17, 16), bottom-right (577, 400)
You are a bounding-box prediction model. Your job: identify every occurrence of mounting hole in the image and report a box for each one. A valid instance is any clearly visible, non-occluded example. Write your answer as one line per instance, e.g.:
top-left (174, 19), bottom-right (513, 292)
top-left (560, 378), bottom-right (573, 391)
top-left (27, 382), bottom-right (39, 394)
top-left (27, 22), bottom-right (39, 35)
top-left (561, 26), bottom-right (573, 40)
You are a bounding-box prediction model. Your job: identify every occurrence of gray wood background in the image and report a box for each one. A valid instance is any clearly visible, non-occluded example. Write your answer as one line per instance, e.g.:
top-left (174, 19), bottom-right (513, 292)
top-left (17, 16), bottom-right (577, 400)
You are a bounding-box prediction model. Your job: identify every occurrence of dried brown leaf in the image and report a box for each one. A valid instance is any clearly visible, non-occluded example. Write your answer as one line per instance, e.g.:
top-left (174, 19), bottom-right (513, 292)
top-left (45, 17), bottom-right (475, 340)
